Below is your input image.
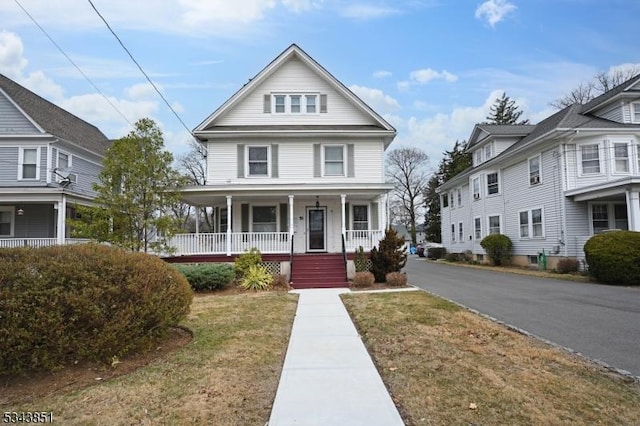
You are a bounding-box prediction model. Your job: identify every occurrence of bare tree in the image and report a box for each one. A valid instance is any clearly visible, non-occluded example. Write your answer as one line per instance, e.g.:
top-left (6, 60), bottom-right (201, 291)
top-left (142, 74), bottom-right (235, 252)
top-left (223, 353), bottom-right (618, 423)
top-left (175, 139), bottom-right (215, 232)
top-left (386, 146), bottom-right (430, 244)
top-left (551, 66), bottom-right (640, 109)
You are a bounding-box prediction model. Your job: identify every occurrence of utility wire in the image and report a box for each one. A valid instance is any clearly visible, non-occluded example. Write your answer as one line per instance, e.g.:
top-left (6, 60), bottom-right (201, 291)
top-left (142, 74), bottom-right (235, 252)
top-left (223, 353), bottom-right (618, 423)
top-left (86, 0), bottom-right (194, 136)
top-left (13, 0), bottom-right (134, 128)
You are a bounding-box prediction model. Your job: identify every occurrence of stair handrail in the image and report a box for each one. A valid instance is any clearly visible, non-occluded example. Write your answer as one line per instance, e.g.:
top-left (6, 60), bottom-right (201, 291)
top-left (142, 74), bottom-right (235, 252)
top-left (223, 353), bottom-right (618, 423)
top-left (341, 233), bottom-right (348, 282)
top-left (289, 234), bottom-right (294, 284)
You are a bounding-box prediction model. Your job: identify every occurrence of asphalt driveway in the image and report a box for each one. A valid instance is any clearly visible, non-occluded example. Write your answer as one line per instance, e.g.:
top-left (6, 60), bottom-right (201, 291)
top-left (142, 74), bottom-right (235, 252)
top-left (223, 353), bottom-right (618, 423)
top-left (404, 257), bottom-right (640, 378)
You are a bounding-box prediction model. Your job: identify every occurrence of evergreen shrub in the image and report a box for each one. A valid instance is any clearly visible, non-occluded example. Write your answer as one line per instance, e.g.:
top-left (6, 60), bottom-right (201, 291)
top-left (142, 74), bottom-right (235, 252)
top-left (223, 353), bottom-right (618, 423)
top-left (370, 227), bottom-right (408, 282)
top-left (584, 231), bottom-right (640, 285)
top-left (174, 263), bottom-right (235, 291)
top-left (480, 234), bottom-right (512, 266)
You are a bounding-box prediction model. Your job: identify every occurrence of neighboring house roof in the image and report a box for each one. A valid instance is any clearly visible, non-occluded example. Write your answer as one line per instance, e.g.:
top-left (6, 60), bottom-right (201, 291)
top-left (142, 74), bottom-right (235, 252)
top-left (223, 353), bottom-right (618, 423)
top-left (0, 73), bottom-right (110, 155)
top-left (193, 44), bottom-right (396, 146)
top-left (467, 124), bottom-right (535, 149)
top-left (581, 73), bottom-right (640, 114)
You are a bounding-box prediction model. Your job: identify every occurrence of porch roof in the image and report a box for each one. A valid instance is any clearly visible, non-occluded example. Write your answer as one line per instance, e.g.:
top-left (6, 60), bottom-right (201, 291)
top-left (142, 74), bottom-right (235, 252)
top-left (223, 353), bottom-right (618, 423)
top-left (180, 182), bottom-right (393, 206)
top-left (565, 177), bottom-right (640, 202)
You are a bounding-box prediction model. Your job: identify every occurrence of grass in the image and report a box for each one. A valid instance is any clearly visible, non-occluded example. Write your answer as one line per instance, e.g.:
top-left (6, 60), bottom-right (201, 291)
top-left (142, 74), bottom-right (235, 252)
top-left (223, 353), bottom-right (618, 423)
top-left (1, 291), bottom-right (298, 425)
top-left (342, 291), bottom-right (640, 425)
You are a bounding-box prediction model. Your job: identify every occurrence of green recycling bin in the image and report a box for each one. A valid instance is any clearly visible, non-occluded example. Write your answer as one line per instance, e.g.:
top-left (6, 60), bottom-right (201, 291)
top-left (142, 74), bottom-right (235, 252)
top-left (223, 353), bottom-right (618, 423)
top-left (538, 249), bottom-right (547, 270)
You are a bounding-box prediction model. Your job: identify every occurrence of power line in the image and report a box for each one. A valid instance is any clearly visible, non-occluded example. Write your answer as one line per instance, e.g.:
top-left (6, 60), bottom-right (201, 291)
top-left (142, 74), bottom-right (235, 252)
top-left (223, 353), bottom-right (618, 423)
top-left (86, 0), bottom-right (193, 136)
top-left (13, 0), bottom-right (134, 128)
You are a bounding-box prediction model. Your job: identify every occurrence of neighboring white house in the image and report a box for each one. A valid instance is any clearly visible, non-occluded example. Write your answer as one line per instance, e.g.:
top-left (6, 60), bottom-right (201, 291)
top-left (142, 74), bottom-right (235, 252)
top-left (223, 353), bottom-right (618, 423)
top-left (439, 74), bottom-right (640, 269)
top-left (170, 44), bottom-right (397, 258)
top-left (0, 73), bottom-right (110, 248)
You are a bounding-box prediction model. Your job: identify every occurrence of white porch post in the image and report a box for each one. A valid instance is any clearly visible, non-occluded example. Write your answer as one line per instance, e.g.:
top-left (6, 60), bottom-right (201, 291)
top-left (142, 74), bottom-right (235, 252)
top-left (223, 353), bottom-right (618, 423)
top-left (226, 196), bottom-right (232, 256)
top-left (340, 194), bottom-right (347, 239)
top-left (626, 190), bottom-right (640, 231)
top-left (194, 206), bottom-right (200, 235)
top-left (57, 194), bottom-right (67, 245)
top-left (381, 193), bottom-right (388, 230)
top-left (288, 195), bottom-right (294, 237)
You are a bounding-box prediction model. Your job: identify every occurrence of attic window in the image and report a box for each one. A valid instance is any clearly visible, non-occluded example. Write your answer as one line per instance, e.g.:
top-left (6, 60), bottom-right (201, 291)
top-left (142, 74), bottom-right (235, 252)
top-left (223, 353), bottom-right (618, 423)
top-left (268, 94), bottom-right (324, 114)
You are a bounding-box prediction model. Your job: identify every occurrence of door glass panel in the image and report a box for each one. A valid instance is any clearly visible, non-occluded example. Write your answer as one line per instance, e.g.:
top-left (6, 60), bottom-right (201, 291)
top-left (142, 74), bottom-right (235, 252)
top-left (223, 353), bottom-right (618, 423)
top-left (308, 209), bottom-right (325, 250)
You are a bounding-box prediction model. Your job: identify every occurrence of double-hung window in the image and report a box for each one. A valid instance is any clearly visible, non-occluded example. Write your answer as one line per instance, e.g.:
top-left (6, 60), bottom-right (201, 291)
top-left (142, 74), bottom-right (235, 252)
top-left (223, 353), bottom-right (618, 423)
top-left (474, 150), bottom-right (482, 166)
top-left (519, 208), bottom-right (544, 238)
top-left (274, 95), bottom-right (286, 113)
top-left (484, 143), bottom-right (493, 161)
top-left (252, 206), bottom-right (277, 232)
top-left (219, 207), bottom-right (228, 233)
top-left (248, 146), bottom-right (269, 176)
top-left (306, 95), bottom-right (317, 113)
top-left (488, 215), bottom-right (501, 235)
top-left (474, 217), bottom-right (482, 240)
top-left (290, 95), bottom-right (301, 113)
top-left (591, 204), bottom-right (609, 234)
top-left (451, 224), bottom-right (456, 242)
top-left (472, 177), bottom-right (480, 200)
top-left (613, 143), bottom-right (629, 173)
top-left (632, 102), bottom-right (640, 123)
top-left (19, 148), bottom-right (39, 180)
top-left (458, 222), bottom-right (463, 242)
top-left (0, 207), bottom-right (14, 237)
top-left (457, 189), bottom-right (462, 207)
top-left (324, 145), bottom-right (344, 176)
top-left (487, 172), bottom-right (499, 195)
top-left (353, 205), bottom-right (369, 230)
top-left (442, 193), bottom-right (449, 208)
top-left (529, 155), bottom-right (541, 185)
top-left (580, 144), bottom-right (601, 174)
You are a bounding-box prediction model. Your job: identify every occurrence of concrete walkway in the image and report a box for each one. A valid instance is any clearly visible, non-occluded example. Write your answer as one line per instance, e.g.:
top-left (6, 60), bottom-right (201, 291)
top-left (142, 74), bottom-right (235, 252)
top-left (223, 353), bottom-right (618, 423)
top-left (268, 288), bottom-right (405, 426)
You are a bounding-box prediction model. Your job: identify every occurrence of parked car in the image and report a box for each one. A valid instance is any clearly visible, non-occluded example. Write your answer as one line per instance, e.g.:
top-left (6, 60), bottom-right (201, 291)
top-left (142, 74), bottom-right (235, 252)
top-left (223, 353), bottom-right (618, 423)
top-left (416, 242), bottom-right (443, 258)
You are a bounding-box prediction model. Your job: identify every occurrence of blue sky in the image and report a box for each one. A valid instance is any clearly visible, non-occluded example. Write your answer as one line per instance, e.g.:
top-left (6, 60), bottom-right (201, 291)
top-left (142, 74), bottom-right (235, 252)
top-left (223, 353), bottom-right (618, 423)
top-left (1, 0), bottom-right (639, 168)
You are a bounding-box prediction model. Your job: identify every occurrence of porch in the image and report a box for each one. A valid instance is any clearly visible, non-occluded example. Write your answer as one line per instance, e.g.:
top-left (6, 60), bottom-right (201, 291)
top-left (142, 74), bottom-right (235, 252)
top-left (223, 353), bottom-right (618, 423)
top-left (0, 238), bottom-right (90, 249)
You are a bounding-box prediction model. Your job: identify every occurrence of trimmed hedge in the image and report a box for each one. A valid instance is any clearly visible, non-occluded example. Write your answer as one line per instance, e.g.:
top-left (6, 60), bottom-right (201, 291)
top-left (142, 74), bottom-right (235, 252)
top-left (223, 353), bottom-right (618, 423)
top-left (174, 263), bottom-right (235, 291)
top-left (480, 234), bottom-right (513, 266)
top-left (427, 247), bottom-right (446, 260)
top-left (584, 231), bottom-right (640, 285)
top-left (0, 244), bottom-right (193, 374)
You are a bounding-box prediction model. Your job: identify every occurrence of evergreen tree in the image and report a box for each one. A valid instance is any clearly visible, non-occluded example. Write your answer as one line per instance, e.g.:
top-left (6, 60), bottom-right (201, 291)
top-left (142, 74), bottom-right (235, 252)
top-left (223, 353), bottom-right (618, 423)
top-left (486, 92), bottom-right (530, 124)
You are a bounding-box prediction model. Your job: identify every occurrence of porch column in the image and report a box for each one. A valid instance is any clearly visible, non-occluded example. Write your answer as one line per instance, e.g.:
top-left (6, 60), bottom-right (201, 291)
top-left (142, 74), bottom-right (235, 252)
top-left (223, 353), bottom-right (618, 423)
top-left (194, 206), bottom-right (199, 235)
top-left (340, 194), bottom-right (347, 239)
top-left (57, 194), bottom-right (67, 245)
top-left (381, 193), bottom-right (388, 230)
top-left (226, 196), bottom-right (232, 256)
top-left (288, 195), bottom-right (294, 236)
top-left (626, 190), bottom-right (640, 231)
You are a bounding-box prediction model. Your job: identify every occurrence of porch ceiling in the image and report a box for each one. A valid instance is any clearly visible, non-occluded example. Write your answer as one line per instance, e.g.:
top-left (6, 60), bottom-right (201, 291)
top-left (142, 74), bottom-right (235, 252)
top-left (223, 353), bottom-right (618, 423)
top-left (180, 183), bottom-right (393, 206)
top-left (565, 177), bottom-right (640, 202)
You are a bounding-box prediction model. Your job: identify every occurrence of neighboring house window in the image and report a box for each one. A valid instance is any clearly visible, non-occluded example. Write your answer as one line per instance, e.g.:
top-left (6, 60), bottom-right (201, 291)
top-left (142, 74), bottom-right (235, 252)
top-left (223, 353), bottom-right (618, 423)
top-left (442, 193), bottom-right (449, 208)
top-left (613, 143), bottom-right (629, 173)
top-left (457, 189), bottom-right (462, 206)
top-left (487, 172), bottom-right (499, 195)
top-left (324, 145), bottom-right (344, 176)
top-left (451, 224), bottom-right (456, 242)
top-left (252, 206), bottom-right (277, 232)
top-left (353, 205), bottom-right (369, 230)
top-left (519, 208), bottom-right (544, 238)
top-left (580, 144), bottom-right (601, 174)
top-left (306, 95), bottom-right (317, 113)
top-left (488, 215), bottom-right (501, 234)
top-left (0, 207), bottom-right (14, 237)
top-left (528, 155), bottom-right (541, 185)
top-left (472, 177), bottom-right (480, 200)
top-left (19, 147), bottom-right (39, 180)
top-left (591, 204), bottom-right (609, 234)
top-left (485, 143), bottom-right (493, 161)
top-left (274, 95), bottom-right (286, 113)
top-left (458, 221), bottom-right (463, 242)
top-left (219, 207), bottom-right (228, 233)
top-left (247, 146), bottom-right (269, 176)
top-left (450, 192), bottom-right (455, 208)
top-left (633, 102), bottom-right (640, 123)
top-left (474, 150), bottom-right (482, 166)
top-left (474, 217), bottom-right (481, 240)
top-left (290, 95), bottom-right (301, 113)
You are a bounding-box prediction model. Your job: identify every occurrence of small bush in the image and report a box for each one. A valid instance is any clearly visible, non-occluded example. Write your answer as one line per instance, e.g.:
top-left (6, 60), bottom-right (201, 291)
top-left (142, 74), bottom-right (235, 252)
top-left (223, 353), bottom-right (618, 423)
top-left (480, 234), bottom-right (513, 266)
top-left (385, 272), bottom-right (407, 287)
top-left (555, 258), bottom-right (580, 274)
top-left (445, 252), bottom-right (463, 262)
top-left (370, 227), bottom-right (407, 282)
top-left (174, 263), bottom-right (235, 291)
top-left (351, 271), bottom-right (375, 288)
top-left (584, 231), bottom-right (640, 285)
top-left (234, 247), bottom-right (262, 279)
top-left (271, 274), bottom-right (290, 291)
top-left (427, 247), bottom-right (446, 260)
top-left (239, 264), bottom-right (273, 291)
top-left (0, 244), bottom-right (192, 375)
top-left (354, 246), bottom-right (369, 272)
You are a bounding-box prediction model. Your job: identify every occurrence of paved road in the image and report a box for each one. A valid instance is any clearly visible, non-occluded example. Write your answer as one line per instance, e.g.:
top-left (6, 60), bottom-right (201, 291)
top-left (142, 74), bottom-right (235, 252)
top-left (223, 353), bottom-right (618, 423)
top-left (404, 257), bottom-right (640, 378)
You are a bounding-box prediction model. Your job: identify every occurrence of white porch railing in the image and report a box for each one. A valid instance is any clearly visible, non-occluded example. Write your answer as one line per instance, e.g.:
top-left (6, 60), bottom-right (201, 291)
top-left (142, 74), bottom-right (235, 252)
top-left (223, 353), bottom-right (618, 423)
top-left (169, 232), bottom-right (290, 256)
top-left (0, 238), bottom-right (91, 248)
top-left (344, 230), bottom-right (384, 252)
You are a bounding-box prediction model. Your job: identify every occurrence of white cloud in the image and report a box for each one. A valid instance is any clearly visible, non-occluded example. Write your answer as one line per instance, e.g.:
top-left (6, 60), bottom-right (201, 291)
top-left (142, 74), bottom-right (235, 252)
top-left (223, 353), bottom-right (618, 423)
top-left (373, 70), bottom-right (392, 79)
top-left (281, 0), bottom-right (323, 12)
top-left (340, 4), bottom-right (399, 20)
top-left (0, 30), bottom-right (28, 79)
top-left (398, 68), bottom-right (458, 91)
top-left (126, 82), bottom-right (161, 100)
top-left (475, 0), bottom-right (516, 27)
top-left (349, 85), bottom-right (400, 113)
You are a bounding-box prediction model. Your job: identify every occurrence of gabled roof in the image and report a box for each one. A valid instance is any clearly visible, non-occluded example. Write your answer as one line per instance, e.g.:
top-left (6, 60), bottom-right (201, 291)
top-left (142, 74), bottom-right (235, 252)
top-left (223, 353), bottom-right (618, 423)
top-left (0, 73), bottom-right (110, 156)
top-left (466, 124), bottom-right (535, 149)
top-left (581, 73), bottom-right (640, 114)
top-left (194, 44), bottom-right (396, 142)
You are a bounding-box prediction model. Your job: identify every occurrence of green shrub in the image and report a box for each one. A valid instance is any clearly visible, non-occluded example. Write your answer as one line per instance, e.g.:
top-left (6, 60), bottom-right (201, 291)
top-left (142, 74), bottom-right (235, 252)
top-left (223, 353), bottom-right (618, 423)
top-left (555, 258), bottom-right (580, 274)
top-left (0, 244), bottom-right (192, 374)
top-left (234, 247), bottom-right (262, 279)
top-left (370, 227), bottom-right (408, 282)
top-left (445, 252), bottom-right (464, 262)
top-left (584, 231), bottom-right (640, 285)
top-left (174, 263), bottom-right (235, 291)
top-left (427, 247), bottom-right (446, 260)
top-left (354, 246), bottom-right (369, 272)
top-left (351, 271), bottom-right (375, 288)
top-left (239, 265), bottom-right (272, 291)
top-left (385, 272), bottom-right (407, 287)
top-left (271, 274), bottom-right (290, 291)
top-left (480, 234), bottom-right (513, 266)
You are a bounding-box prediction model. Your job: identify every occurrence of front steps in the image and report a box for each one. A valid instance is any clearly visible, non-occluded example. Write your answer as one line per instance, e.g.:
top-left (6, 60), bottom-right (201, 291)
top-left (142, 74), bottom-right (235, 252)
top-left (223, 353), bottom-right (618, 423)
top-left (290, 253), bottom-right (349, 289)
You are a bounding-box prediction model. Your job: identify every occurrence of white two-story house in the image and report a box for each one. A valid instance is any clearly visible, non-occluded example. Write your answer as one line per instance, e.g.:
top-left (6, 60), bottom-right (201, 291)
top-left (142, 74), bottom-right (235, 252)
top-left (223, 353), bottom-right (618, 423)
top-left (168, 44), bottom-right (396, 286)
top-left (439, 73), bottom-right (640, 269)
top-left (0, 73), bottom-right (110, 247)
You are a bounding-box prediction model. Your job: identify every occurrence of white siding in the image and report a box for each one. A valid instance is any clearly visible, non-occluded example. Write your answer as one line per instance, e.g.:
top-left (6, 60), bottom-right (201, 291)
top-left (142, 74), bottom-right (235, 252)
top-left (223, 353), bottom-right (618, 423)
top-left (217, 57), bottom-right (375, 126)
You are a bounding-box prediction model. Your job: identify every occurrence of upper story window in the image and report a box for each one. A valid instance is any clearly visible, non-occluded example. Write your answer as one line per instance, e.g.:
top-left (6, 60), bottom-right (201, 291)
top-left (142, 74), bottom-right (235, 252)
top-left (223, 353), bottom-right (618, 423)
top-left (19, 147), bottom-right (39, 180)
top-left (632, 102), bottom-right (640, 123)
top-left (324, 145), bottom-right (344, 176)
top-left (0, 206), bottom-right (14, 237)
top-left (442, 193), bottom-right (449, 208)
top-left (580, 144), bottom-right (601, 174)
top-left (306, 95), bottom-right (317, 113)
top-left (274, 95), bottom-right (286, 113)
top-left (267, 93), bottom-right (326, 114)
top-left (457, 189), bottom-right (462, 206)
top-left (352, 205), bottom-right (369, 230)
top-left (528, 155), bottom-right (541, 185)
top-left (248, 146), bottom-right (269, 176)
top-left (474, 150), bottom-right (482, 166)
top-left (484, 143), bottom-right (494, 161)
top-left (290, 95), bottom-right (301, 113)
top-left (487, 172), bottom-right (499, 195)
top-left (613, 143), bottom-right (629, 173)
top-left (472, 177), bottom-right (480, 200)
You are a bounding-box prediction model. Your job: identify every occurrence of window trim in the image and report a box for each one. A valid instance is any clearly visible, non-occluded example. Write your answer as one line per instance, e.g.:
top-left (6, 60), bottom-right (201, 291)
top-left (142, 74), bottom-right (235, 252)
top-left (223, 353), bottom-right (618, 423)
top-left (518, 207), bottom-right (545, 239)
top-left (486, 171), bottom-right (500, 196)
top-left (456, 188), bottom-right (462, 207)
top-left (578, 143), bottom-right (602, 176)
top-left (271, 93), bottom-right (321, 115)
top-left (458, 221), bottom-right (463, 242)
top-left (472, 176), bottom-right (481, 200)
top-left (0, 206), bottom-right (15, 237)
top-left (451, 223), bottom-right (456, 242)
top-left (18, 147), bottom-right (40, 180)
top-left (322, 144), bottom-right (346, 177)
top-left (246, 145), bottom-right (270, 178)
top-left (612, 142), bottom-right (630, 175)
top-left (484, 142), bottom-right (494, 161)
top-left (251, 205), bottom-right (278, 233)
top-left (442, 193), bottom-right (449, 208)
top-left (589, 202), bottom-right (628, 234)
top-left (474, 216), bottom-right (482, 240)
top-left (632, 102), bottom-right (640, 124)
top-left (56, 150), bottom-right (73, 182)
top-left (528, 154), bottom-right (541, 186)
top-left (352, 204), bottom-right (369, 231)
top-left (474, 150), bottom-right (483, 167)
top-left (487, 214), bottom-right (502, 235)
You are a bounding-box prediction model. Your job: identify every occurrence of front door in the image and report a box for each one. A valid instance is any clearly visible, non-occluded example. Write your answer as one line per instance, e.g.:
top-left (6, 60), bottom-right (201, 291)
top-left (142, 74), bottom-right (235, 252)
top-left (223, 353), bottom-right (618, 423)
top-left (307, 207), bottom-right (326, 252)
